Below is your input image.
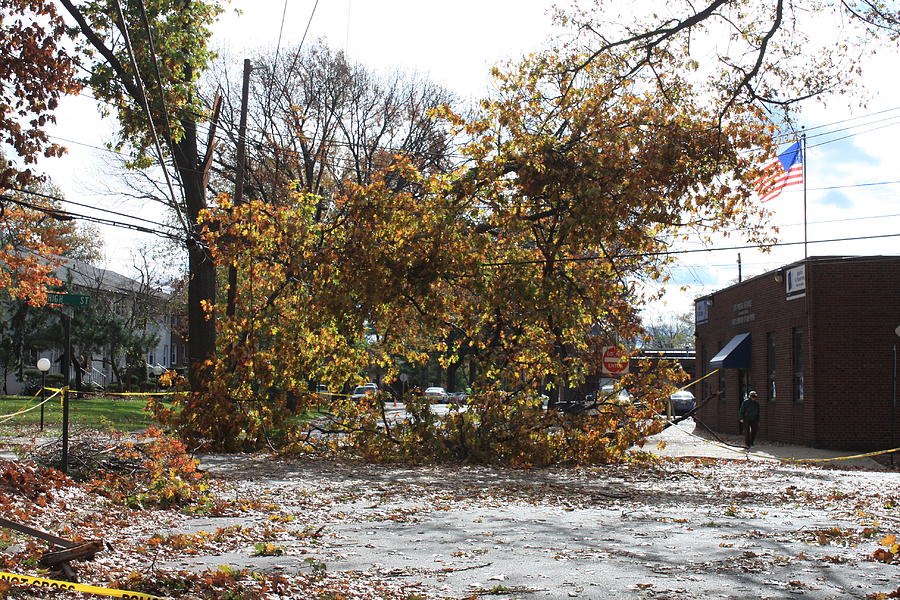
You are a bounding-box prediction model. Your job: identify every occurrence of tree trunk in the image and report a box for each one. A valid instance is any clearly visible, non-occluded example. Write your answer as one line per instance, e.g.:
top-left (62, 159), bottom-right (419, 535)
top-left (175, 105), bottom-right (216, 391)
top-left (446, 359), bottom-right (460, 393)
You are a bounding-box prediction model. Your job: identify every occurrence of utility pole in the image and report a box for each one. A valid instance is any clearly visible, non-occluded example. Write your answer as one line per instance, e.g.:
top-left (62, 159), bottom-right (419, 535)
top-left (61, 310), bottom-right (71, 474)
top-left (226, 59), bottom-right (253, 317)
top-left (737, 253), bottom-right (742, 283)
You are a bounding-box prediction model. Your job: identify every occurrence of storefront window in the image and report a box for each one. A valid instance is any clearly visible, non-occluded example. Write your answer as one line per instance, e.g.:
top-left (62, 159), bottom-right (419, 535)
top-left (766, 332), bottom-right (776, 401)
top-left (792, 327), bottom-right (804, 402)
top-left (700, 344), bottom-right (708, 398)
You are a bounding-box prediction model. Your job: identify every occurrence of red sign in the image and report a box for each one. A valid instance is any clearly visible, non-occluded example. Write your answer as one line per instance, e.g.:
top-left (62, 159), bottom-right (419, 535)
top-left (601, 346), bottom-right (629, 376)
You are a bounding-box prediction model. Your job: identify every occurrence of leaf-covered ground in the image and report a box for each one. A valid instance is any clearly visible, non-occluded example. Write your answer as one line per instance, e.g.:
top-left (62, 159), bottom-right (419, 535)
top-left (1, 432), bottom-right (899, 600)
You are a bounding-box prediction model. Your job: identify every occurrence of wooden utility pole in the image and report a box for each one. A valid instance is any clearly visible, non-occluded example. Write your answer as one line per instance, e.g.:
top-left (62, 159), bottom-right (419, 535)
top-left (226, 58), bottom-right (252, 317)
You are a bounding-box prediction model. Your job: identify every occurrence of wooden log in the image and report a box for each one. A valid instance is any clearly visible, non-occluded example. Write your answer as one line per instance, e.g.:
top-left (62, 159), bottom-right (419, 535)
top-left (0, 516), bottom-right (75, 548)
top-left (39, 540), bottom-right (103, 566)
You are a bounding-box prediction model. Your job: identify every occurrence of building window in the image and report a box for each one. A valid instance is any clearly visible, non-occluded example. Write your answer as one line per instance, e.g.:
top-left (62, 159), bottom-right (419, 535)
top-left (700, 345), bottom-right (708, 399)
top-left (792, 327), bottom-right (804, 403)
top-left (766, 332), bottom-right (776, 401)
top-left (163, 345), bottom-right (169, 367)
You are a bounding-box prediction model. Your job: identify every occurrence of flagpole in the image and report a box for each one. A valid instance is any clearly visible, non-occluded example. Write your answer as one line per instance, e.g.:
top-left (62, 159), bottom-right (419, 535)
top-left (802, 129), bottom-right (808, 259)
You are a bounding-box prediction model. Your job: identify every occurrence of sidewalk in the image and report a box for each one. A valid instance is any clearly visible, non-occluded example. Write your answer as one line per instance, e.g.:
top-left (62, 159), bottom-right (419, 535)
top-left (645, 416), bottom-right (892, 470)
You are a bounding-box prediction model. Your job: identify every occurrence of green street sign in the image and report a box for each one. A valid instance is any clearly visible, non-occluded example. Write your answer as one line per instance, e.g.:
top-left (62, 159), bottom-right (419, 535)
top-left (47, 293), bottom-right (90, 307)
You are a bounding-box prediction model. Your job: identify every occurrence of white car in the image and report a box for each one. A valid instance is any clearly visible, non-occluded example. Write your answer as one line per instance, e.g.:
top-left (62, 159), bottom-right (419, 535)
top-left (669, 390), bottom-right (696, 416)
top-left (424, 386), bottom-right (448, 401)
top-left (351, 383), bottom-right (378, 399)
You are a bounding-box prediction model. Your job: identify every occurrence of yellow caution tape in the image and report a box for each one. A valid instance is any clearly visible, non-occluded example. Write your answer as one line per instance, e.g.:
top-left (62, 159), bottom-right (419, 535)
top-left (0, 571), bottom-right (166, 599)
top-left (0, 392), bottom-right (58, 424)
top-left (776, 446), bottom-right (900, 463)
top-left (664, 415), bottom-right (900, 464)
top-left (673, 369), bottom-right (719, 394)
top-left (42, 387), bottom-right (174, 397)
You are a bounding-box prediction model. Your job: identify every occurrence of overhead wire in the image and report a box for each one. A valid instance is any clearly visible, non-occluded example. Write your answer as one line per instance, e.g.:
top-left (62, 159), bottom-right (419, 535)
top-left (111, 0), bottom-right (188, 237)
top-left (135, 0), bottom-right (190, 235)
top-left (0, 194), bottom-right (182, 241)
top-left (479, 232), bottom-right (900, 268)
top-left (8, 187), bottom-right (182, 233)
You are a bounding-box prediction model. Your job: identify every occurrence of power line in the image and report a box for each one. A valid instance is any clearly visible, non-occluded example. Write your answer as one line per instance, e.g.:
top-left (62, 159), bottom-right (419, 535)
top-left (136, 0), bottom-right (189, 234)
top-left (0, 194), bottom-right (182, 241)
top-left (789, 105), bottom-right (900, 139)
top-left (112, 0), bottom-right (186, 236)
top-left (807, 119), bottom-right (900, 150)
top-left (283, 0), bottom-right (320, 83)
top-left (480, 232), bottom-right (900, 268)
top-left (9, 186), bottom-right (182, 233)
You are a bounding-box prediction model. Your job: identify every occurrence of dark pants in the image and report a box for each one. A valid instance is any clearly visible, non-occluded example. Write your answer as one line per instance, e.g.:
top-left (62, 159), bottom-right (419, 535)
top-left (744, 420), bottom-right (758, 447)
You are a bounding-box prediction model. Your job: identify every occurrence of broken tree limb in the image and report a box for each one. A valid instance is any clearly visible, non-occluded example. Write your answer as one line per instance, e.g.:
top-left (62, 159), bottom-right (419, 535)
top-left (0, 516), bottom-right (76, 548)
top-left (39, 541), bottom-right (103, 566)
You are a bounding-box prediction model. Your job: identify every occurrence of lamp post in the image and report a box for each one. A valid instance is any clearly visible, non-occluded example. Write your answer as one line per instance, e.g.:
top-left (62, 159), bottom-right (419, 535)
top-left (152, 365), bottom-right (164, 392)
top-left (36, 358), bottom-right (50, 432)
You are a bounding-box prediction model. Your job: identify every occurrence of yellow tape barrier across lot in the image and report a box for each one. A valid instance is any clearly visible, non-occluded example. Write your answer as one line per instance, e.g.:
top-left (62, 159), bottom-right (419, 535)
top-left (0, 390), bottom-right (60, 424)
top-left (0, 571), bottom-right (166, 599)
top-left (42, 387), bottom-right (174, 397)
top-left (655, 370), bottom-right (900, 464)
top-left (667, 417), bottom-right (900, 464)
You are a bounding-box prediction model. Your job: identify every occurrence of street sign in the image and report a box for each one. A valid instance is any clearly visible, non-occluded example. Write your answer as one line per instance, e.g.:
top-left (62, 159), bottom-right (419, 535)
top-left (601, 346), bottom-right (629, 376)
top-left (47, 293), bottom-right (90, 307)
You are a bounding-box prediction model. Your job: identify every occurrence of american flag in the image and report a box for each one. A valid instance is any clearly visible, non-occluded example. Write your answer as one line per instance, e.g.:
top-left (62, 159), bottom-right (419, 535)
top-left (754, 141), bottom-right (803, 203)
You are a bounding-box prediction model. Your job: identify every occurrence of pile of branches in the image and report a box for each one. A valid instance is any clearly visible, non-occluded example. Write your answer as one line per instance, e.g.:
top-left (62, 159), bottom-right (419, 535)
top-left (27, 434), bottom-right (145, 481)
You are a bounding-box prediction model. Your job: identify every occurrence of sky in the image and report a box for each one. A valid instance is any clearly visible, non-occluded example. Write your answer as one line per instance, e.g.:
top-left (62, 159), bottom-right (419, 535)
top-left (36, 0), bottom-right (900, 321)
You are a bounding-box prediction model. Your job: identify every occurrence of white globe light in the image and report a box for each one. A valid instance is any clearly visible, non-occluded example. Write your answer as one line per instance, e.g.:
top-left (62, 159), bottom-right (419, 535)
top-left (36, 358), bottom-right (51, 372)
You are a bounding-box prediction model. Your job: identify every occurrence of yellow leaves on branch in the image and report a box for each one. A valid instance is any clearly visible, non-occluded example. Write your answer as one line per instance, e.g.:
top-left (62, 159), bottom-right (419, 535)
top-left (163, 42), bottom-right (784, 456)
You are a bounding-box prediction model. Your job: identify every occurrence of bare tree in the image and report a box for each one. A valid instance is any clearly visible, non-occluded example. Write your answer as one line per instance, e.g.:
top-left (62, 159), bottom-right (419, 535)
top-left (208, 40), bottom-right (456, 209)
top-left (559, 0), bottom-right (900, 119)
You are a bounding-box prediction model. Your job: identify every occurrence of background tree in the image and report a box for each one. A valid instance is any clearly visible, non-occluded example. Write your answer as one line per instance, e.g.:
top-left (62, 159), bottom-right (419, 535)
top-left (558, 0), bottom-right (900, 119)
top-left (58, 0), bottom-right (223, 389)
top-left (643, 312), bottom-right (695, 349)
top-left (209, 40), bottom-right (455, 205)
top-left (0, 0), bottom-right (80, 305)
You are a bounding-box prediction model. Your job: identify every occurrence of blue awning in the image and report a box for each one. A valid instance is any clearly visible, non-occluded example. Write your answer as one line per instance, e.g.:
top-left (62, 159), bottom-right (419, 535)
top-left (709, 333), bottom-right (751, 369)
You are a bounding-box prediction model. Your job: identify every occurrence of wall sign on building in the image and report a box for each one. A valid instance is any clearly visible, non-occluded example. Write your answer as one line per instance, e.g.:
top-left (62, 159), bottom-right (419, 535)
top-left (785, 265), bottom-right (806, 298)
top-left (695, 298), bottom-right (710, 324)
top-left (731, 299), bottom-right (755, 326)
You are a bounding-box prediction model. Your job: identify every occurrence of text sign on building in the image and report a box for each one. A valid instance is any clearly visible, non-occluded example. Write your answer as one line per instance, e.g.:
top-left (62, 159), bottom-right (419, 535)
top-left (731, 299), bottom-right (755, 326)
top-left (601, 346), bottom-right (629, 376)
top-left (785, 265), bottom-right (806, 297)
top-left (47, 293), bottom-right (90, 307)
top-left (695, 298), bottom-right (710, 324)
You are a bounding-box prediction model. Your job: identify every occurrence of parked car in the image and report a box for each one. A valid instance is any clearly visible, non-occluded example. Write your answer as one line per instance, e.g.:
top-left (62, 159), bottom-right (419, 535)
top-left (551, 385), bottom-right (630, 415)
top-left (598, 384), bottom-right (631, 404)
top-left (668, 390), bottom-right (696, 416)
top-left (351, 383), bottom-right (378, 399)
top-left (424, 386), bottom-right (448, 401)
top-left (446, 391), bottom-right (467, 404)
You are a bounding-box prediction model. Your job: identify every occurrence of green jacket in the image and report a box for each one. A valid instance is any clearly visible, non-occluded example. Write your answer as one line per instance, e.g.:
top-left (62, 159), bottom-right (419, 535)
top-left (739, 397), bottom-right (760, 422)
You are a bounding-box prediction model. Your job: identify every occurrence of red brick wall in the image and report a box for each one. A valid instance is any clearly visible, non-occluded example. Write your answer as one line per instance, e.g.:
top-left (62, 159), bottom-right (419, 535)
top-left (695, 256), bottom-right (900, 451)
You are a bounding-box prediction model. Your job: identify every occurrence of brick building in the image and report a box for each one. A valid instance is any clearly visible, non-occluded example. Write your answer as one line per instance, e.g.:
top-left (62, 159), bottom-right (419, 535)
top-left (694, 256), bottom-right (900, 451)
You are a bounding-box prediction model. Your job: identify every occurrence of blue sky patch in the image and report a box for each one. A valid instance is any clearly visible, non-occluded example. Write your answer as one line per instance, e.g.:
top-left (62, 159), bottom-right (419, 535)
top-left (818, 189), bottom-right (853, 208)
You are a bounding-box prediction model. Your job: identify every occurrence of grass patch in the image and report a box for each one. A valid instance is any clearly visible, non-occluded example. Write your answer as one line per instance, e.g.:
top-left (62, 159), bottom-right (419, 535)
top-left (0, 394), bottom-right (158, 432)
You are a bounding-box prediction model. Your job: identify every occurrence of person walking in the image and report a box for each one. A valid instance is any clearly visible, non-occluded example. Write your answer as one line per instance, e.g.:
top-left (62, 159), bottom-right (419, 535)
top-left (739, 390), bottom-right (761, 448)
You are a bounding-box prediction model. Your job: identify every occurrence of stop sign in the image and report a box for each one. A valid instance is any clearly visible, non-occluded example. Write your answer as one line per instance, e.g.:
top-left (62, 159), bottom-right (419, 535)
top-left (601, 346), bottom-right (629, 375)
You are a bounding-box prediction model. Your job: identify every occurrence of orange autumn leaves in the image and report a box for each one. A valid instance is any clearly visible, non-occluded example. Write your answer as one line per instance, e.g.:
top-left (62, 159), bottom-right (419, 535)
top-left (0, 0), bottom-right (81, 304)
top-left (163, 46), bottom-right (779, 454)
